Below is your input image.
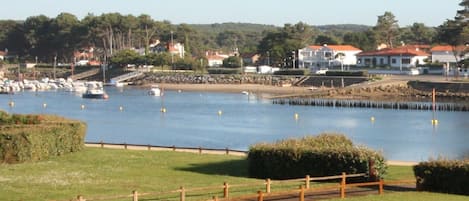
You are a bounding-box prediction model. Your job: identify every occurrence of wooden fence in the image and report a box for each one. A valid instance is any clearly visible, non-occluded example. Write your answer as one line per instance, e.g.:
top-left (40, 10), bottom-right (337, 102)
top-left (85, 141), bottom-right (248, 156)
top-left (66, 172), bottom-right (415, 201)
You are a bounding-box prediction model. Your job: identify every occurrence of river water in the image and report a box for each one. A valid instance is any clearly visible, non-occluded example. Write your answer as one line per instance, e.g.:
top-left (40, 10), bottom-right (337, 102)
top-left (1, 87), bottom-right (468, 161)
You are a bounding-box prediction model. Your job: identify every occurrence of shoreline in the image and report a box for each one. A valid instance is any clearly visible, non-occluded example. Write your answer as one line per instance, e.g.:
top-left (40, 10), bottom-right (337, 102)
top-left (144, 83), bottom-right (313, 96)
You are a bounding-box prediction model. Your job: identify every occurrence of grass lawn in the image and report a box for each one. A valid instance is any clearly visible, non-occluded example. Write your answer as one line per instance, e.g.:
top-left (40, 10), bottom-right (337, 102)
top-left (0, 147), bottom-right (466, 201)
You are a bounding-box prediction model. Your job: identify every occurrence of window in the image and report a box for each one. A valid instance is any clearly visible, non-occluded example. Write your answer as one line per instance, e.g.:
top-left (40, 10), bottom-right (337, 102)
top-left (380, 58), bottom-right (384, 65)
top-left (391, 58), bottom-right (396, 64)
top-left (402, 58), bottom-right (411, 64)
top-left (364, 58), bottom-right (371, 65)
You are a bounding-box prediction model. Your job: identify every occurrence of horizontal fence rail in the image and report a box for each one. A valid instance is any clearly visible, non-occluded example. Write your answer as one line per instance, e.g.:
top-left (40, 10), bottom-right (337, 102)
top-left (64, 171), bottom-right (416, 201)
top-left (85, 141), bottom-right (248, 156)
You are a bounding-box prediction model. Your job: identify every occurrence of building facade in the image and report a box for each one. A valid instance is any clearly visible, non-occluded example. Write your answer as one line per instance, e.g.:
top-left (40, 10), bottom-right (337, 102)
top-left (356, 46), bottom-right (429, 68)
top-left (298, 45), bottom-right (362, 70)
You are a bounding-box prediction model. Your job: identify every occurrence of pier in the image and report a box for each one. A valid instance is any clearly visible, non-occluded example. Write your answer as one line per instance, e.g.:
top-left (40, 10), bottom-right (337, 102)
top-left (272, 98), bottom-right (469, 112)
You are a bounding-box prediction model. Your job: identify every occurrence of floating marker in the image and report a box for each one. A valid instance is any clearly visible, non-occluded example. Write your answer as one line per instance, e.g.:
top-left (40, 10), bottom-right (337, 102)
top-left (294, 113), bottom-right (299, 120)
top-left (80, 104), bottom-right (85, 110)
top-left (119, 106), bottom-right (124, 111)
top-left (371, 116), bottom-right (375, 122)
top-left (43, 103), bottom-right (47, 108)
top-left (218, 110), bottom-right (223, 116)
top-left (160, 107), bottom-right (167, 113)
top-left (8, 101), bottom-right (14, 107)
top-left (432, 119), bottom-right (438, 125)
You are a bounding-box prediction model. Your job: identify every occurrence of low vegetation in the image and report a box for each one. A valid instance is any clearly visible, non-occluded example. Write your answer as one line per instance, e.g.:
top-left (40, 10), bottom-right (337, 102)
top-left (248, 133), bottom-right (386, 180)
top-left (0, 111), bottom-right (86, 164)
top-left (414, 159), bottom-right (469, 195)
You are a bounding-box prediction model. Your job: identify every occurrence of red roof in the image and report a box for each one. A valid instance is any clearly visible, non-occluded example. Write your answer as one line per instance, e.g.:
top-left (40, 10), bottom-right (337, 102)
top-left (326, 45), bottom-right (361, 51)
top-left (357, 47), bottom-right (429, 57)
top-left (430, 45), bottom-right (466, 52)
top-left (206, 55), bottom-right (226, 60)
top-left (308, 45), bottom-right (322, 50)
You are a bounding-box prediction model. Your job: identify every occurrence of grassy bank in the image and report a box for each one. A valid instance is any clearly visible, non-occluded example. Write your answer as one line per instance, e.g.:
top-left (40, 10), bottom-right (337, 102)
top-left (0, 147), bottom-right (464, 201)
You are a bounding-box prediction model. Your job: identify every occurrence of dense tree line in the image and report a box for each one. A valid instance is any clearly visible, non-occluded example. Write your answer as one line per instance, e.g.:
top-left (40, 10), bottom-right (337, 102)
top-left (0, 0), bottom-right (466, 69)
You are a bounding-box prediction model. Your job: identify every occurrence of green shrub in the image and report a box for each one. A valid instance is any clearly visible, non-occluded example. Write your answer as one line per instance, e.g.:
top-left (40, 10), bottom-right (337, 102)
top-left (273, 69), bottom-right (308, 75)
top-left (0, 112), bottom-right (86, 164)
top-left (414, 159), bottom-right (469, 195)
top-left (248, 133), bottom-right (386, 180)
top-left (207, 68), bottom-right (241, 74)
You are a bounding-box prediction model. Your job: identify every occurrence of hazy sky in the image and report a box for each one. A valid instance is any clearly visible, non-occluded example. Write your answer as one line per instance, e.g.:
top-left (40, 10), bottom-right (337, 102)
top-left (0, 0), bottom-right (462, 27)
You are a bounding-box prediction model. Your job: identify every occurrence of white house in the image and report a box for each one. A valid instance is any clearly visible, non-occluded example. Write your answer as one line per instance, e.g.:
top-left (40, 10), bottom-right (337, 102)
top-left (298, 45), bottom-right (362, 70)
top-left (356, 46), bottom-right (429, 68)
top-left (431, 45), bottom-right (468, 64)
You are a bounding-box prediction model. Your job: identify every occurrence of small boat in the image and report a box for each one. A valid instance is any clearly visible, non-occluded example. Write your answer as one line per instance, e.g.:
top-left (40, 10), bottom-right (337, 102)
top-left (148, 85), bottom-right (162, 96)
top-left (82, 81), bottom-right (108, 99)
top-left (241, 91), bottom-right (249, 95)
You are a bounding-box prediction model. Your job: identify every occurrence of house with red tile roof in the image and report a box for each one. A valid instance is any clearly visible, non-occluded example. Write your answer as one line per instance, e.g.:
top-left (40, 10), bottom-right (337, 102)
top-left (356, 46), bottom-right (429, 68)
top-left (298, 44), bottom-right (362, 69)
top-left (430, 45), bottom-right (468, 64)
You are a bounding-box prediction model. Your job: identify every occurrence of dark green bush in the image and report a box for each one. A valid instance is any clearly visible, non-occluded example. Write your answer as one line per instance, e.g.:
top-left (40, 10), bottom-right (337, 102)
top-left (325, 71), bottom-right (368, 77)
top-left (207, 68), bottom-right (241, 74)
top-left (414, 160), bottom-right (469, 195)
top-left (0, 112), bottom-right (86, 164)
top-left (273, 69), bottom-right (307, 75)
top-left (248, 133), bottom-right (386, 180)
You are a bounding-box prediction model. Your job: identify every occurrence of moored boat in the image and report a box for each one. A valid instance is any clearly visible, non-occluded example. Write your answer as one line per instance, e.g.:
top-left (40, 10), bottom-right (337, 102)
top-left (82, 81), bottom-right (108, 99)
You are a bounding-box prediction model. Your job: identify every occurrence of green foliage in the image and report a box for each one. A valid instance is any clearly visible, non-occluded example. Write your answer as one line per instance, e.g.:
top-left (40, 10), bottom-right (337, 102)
top-left (0, 111), bottom-right (86, 164)
top-left (222, 56), bottom-right (242, 68)
top-left (207, 67), bottom-right (241, 74)
top-left (273, 69), bottom-right (307, 75)
top-left (248, 133), bottom-right (387, 180)
top-left (373, 11), bottom-right (400, 48)
top-left (325, 70), bottom-right (368, 77)
top-left (413, 159), bottom-right (469, 195)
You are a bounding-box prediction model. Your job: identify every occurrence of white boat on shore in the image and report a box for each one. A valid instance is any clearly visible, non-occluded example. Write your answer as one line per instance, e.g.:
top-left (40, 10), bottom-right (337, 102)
top-left (148, 85), bottom-right (162, 96)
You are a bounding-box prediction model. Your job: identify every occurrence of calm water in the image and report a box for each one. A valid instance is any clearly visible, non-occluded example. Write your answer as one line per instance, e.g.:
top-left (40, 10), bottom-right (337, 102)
top-left (1, 87), bottom-right (468, 161)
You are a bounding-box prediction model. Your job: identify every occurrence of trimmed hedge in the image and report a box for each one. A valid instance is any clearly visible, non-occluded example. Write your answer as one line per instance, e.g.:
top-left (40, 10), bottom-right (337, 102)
top-left (414, 160), bottom-right (469, 195)
top-left (248, 133), bottom-right (386, 180)
top-left (0, 111), bottom-right (86, 164)
top-left (325, 71), bottom-right (368, 77)
top-left (273, 69), bottom-right (308, 75)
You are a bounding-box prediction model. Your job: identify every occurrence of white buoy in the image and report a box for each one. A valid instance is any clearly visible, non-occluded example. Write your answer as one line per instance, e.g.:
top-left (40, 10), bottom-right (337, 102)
top-left (371, 116), bottom-right (375, 122)
top-left (8, 101), bottom-right (14, 108)
top-left (161, 107), bottom-right (167, 113)
top-left (80, 104), bottom-right (85, 110)
top-left (432, 119), bottom-right (438, 125)
top-left (294, 113), bottom-right (299, 120)
top-left (43, 103), bottom-right (47, 108)
top-left (119, 106), bottom-right (124, 111)
top-left (218, 110), bottom-right (223, 116)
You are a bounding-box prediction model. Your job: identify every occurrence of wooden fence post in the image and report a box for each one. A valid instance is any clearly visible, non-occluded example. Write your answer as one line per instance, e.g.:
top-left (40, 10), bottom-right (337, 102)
top-left (172, 145), bottom-right (176, 151)
top-left (265, 178), bottom-right (271, 193)
top-left (257, 191), bottom-right (264, 201)
top-left (340, 172), bottom-right (346, 199)
top-left (124, 143), bottom-right (127, 149)
top-left (100, 141), bottom-right (104, 148)
top-left (77, 195), bottom-right (85, 201)
top-left (299, 185), bottom-right (305, 201)
top-left (305, 175), bottom-right (310, 189)
top-left (132, 190), bottom-right (138, 201)
top-left (180, 186), bottom-right (185, 201)
top-left (147, 144), bottom-right (151, 150)
top-left (225, 147), bottom-right (229, 155)
top-left (223, 182), bottom-right (229, 198)
top-left (198, 147), bottom-right (202, 154)
top-left (379, 179), bottom-right (384, 195)
top-left (213, 196), bottom-right (218, 201)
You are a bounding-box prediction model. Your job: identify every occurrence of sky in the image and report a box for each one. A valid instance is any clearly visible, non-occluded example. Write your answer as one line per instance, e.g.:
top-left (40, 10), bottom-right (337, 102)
top-left (0, 0), bottom-right (462, 27)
